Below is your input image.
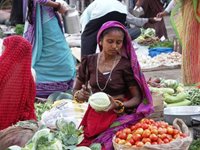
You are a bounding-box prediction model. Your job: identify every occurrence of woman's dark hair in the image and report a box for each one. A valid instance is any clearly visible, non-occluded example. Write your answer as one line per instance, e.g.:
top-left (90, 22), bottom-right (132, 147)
top-left (100, 27), bottom-right (125, 42)
top-left (27, 0), bottom-right (34, 25)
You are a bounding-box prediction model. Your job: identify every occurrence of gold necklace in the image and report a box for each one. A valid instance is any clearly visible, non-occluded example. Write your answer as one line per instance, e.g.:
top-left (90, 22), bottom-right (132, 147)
top-left (96, 54), bottom-right (119, 91)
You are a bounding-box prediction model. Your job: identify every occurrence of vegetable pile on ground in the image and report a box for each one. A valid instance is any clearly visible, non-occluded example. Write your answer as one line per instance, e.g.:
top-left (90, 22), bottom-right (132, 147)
top-left (137, 52), bottom-right (181, 69)
top-left (114, 118), bottom-right (188, 147)
top-left (186, 88), bottom-right (200, 106)
top-left (148, 78), bottom-right (191, 107)
top-left (135, 28), bottom-right (159, 46)
top-left (189, 138), bottom-right (200, 150)
top-left (149, 40), bottom-right (173, 49)
top-left (7, 119), bottom-right (100, 150)
top-left (34, 102), bottom-right (52, 120)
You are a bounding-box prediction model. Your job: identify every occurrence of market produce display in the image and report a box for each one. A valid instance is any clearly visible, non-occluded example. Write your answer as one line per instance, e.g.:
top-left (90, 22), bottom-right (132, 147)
top-left (6, 119), bottom-right (93, 150)
top-left (148, 78), bottom-right (191, 107)
top-left (137, 52), bottom-right (182, 69)
top-left (113, 118), bottom-right (191, 149)
top-left (135, 28), bottom-right (159, 46)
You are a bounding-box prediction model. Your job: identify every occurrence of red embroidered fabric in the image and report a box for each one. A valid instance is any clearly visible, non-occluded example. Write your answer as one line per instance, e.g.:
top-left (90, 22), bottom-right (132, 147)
top-left (0, 35), bottom-right (36, 130)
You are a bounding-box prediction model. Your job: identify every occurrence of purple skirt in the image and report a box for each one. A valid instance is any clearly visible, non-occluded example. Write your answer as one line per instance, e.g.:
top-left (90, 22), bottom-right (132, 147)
top-left (36, 80), bottom-right (74, 98)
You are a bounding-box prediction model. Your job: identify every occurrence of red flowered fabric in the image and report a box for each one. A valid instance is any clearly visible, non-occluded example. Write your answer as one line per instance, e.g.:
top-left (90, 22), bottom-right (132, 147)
top-left (0, 35), bottom-right (36, 130)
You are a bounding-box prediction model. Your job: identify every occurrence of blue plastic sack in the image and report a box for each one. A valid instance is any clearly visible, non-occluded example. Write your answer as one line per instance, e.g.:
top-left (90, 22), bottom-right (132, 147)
top-left (148, 47), bottom-right (173, 57)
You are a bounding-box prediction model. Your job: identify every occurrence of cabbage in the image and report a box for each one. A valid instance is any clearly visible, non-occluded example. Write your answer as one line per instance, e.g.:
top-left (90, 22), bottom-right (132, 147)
top-left (22, 128), bottom-right (63, 150)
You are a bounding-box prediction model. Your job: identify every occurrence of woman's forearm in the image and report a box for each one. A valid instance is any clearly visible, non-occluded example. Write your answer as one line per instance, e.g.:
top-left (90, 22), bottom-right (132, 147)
top-left (123, 96), bottom-right (141, 108)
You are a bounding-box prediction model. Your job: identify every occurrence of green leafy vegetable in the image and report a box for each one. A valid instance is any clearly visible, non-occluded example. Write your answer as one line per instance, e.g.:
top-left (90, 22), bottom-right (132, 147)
top-left (149, 40), bottom-right (173, 49)
top-left (189, 138), bottom-right (200, 150)
top-left (34, 102), bottom-right (52, 120)
top-left (14, 24), bottom-right (24, 35)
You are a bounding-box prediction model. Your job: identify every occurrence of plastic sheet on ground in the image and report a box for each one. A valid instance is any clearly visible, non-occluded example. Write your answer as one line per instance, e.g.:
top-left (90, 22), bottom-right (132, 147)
top-left (40, 99), bottom-right (88, 129)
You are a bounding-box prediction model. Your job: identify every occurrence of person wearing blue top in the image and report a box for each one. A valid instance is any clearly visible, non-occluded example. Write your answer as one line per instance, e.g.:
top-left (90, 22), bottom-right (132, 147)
top-left (24, 0), bottom-right (76, 98)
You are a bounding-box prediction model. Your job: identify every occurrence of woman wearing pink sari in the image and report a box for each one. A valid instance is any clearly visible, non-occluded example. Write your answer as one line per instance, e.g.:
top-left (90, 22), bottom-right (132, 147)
top-left (73, 21), bottom-right (153, 149)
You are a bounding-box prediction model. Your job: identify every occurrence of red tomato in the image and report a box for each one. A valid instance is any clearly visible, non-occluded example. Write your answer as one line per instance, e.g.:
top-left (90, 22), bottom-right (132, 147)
top-left (157, 138), bottom-right (164, 144)
top-left (160, 133), bottom-right (167, 140)
top-left (163, 138), bottom-right (170, 143)
top-left (126, 133), bottom-right (133, 140)
top-left (158, 127), bottom-right (167, 134)
top-left (149, 134), bottom-right (158, 141)
top-left (132, 133), bottom-right (142, 142)
top-left (174, 133), bottom-right (181, 139)
top-left (135, 128), bottom-right (144, 135)
top-left (152, 141), bottom-right (158, 145)
top-left (142, 129), bottom-right (151, 138)
top-left (115, 138), bottom-right (120, 143)
top-left (131, 125), bottom-right (137, 131)
top-left (141, 123), bottom-right (149, 130)
top-left (118, 132), bottom-right (127, 140)
top-left (116, 131), bottom-right (122, 138)
top-left (173, 129), bottom-right (180, 135)
top-left (167, 127), bottom-right (174, 135)
top-left (180, 133), bottom-right (187, 138)
top-left (142, 137), bottom-right (151, 143)
top-left (118, 139), bottom-right (126, 144)
top-left (135, 141), bottom-right (144, 147)
top-left (135, 123), bottom-right (142, 129)
top-left (123, 128), bottom-right (132, 134)
top-left (151, 128), bottom-right (158, 135)
top-left (128, 139), bottom-right (135, 145)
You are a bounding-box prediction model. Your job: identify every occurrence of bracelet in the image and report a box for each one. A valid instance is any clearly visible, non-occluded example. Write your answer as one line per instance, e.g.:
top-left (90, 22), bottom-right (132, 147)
top-left (54, 2), bottom-right (61, 11)
top-left (114, 100), bottom-right (125, 114)
top-left (73, 90), bottom-right (84, 103)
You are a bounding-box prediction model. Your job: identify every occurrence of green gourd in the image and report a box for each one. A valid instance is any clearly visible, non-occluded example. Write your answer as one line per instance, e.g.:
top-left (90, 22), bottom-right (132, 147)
top-left (167, 99), bottom-right (191, 107)
top-left (163, 92), bottom-right (188, 104)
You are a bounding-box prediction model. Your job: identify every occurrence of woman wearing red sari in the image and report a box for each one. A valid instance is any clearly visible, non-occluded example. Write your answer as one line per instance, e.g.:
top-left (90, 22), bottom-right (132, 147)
top-left (73, 21), bottom-right (153, 149)
top-left (0, 35), bottom-right (36, 130)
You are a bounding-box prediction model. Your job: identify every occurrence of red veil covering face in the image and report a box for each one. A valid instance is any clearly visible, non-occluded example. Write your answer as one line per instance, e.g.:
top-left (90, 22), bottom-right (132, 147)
top-left (0, 35), bottom-right (36, 130)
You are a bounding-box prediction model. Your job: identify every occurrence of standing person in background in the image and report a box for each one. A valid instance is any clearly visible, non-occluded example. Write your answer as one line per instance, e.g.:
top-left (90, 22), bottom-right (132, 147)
top-left (157, 0), bottom-right (200, 85)
top-left (24, 0), bottom-right (76, 98)
top-left (0, 35), bottom-right (36, 130)
top-left (80, 0), bottom-right (157, 57)
top-left (135, 0), bottom-right (168, 38)
top-left (80, 0), bottom-right (127, 57)
top-left (9, 0), bottom-right (24, 25)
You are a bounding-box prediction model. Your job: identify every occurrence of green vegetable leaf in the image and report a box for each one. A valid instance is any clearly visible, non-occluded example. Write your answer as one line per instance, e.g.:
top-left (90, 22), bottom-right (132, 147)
top-left (90, 143), bottom-right (102, 150)
top-left (110, 121), bottom-right (121, 128)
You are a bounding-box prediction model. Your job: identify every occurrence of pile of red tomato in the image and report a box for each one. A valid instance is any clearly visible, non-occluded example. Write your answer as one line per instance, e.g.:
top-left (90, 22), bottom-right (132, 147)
top-left (114, 118), bottom-right (187, 147)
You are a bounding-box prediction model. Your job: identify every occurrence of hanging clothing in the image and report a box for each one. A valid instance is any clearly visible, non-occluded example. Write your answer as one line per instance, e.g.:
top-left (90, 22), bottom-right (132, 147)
top-left (170, 0), bottom-right (200, 85)
top-left (0, 35), bottom-right (36, 130)
top-left (24, 0), bottom-right (76, 98)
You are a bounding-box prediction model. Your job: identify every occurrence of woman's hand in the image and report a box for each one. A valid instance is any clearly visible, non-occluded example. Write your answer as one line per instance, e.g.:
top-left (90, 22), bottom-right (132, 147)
top-left (57, 3), bottom-right (69, 14)
top-left (75, 85), bottom-right (91, 102)
top-left (157, 11), bottom-right (169, 18)
top-left (103, 95), bottom-right (118, 112)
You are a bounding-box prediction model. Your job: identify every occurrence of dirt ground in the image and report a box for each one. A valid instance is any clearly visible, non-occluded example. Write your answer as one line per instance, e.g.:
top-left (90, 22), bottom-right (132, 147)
top-left (144, 68), bottom-right (182, 82)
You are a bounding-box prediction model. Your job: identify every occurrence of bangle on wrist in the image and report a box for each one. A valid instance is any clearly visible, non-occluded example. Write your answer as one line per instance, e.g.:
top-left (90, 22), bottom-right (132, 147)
top-left (73, 90), bottom-right (84, 103)
top-left (54, 2), bottom-right (61, 11)
top-left (114, 100), bottom-right (125, 114)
